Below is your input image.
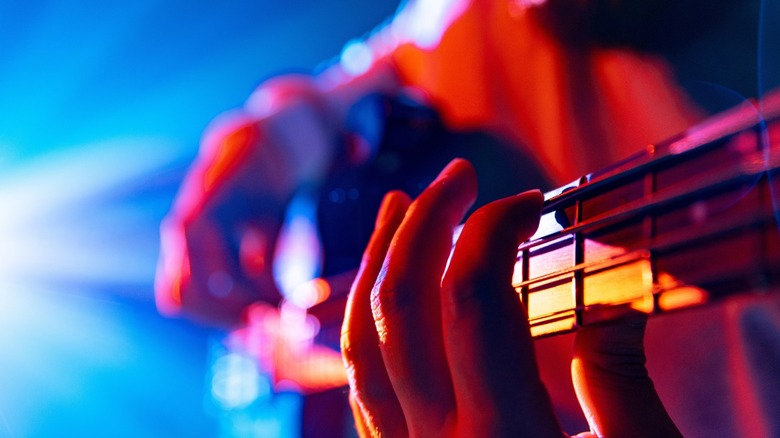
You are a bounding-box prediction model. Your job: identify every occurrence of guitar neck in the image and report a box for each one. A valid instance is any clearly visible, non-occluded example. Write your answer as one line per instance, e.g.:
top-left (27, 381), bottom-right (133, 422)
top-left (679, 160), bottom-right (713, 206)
top-left (517, 91), bottom-right (780, 337)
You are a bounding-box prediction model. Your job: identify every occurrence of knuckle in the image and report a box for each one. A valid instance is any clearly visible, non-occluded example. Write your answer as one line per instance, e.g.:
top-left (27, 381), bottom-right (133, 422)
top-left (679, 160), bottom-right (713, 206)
top-left (369, 278), bottom-right (409, 320)
top-left (442, 265), bottom-right (504, 306)
top-left (342, 361), bottom-right (387, 410)
top-left (440, 276), bottom-right (479, 310)
top-left (368, 277), bottom-right (413, 345)
top-left (339, 330), bottom-right (362, 365)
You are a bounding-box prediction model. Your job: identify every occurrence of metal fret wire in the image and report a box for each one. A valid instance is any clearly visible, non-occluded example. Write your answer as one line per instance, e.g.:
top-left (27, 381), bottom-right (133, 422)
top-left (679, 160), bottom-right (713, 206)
top-left (573, 177), bottom-right (586, 328)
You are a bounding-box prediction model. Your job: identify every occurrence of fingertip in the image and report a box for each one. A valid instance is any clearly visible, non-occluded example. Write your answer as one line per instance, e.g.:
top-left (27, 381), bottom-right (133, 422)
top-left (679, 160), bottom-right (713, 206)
top-left (512, 189), bottom-right (545, 239)
top-left (437, 157), bottom-right (476, 179)
top-left (474, 188), bottom-right (543, 244)
top-left (418, 158), bottom-right (478, 228)
top-left (445, 188), bottom-right (546, 286)
top-left (375, 190), bottom-right (412, 229)
top-left (519, 188), bottom-right (545, 208)
top-left (433, 158), bottom-right (478, 199)
top-left (514, 189), bottom-right (544, 216)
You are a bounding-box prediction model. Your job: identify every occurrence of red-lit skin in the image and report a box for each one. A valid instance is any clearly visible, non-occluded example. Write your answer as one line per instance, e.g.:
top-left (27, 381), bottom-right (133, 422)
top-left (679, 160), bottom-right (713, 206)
top-left (341, 159), bottom-right (681, 437)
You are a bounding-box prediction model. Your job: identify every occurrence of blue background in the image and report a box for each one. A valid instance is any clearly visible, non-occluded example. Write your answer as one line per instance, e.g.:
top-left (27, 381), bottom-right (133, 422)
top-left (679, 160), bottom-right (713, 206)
top-left (0, 1), bottom-right (398, 436)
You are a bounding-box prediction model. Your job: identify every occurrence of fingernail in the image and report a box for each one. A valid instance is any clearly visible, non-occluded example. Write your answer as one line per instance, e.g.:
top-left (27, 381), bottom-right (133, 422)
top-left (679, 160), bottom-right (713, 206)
top-left (375, 191), bottom-right (405, 228)
top-left (508, 189), bottom-right (545, 240)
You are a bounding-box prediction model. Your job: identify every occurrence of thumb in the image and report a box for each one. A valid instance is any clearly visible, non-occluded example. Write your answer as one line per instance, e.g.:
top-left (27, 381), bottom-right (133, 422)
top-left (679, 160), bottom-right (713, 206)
top-left (571, 316), bottom-right (682, 437)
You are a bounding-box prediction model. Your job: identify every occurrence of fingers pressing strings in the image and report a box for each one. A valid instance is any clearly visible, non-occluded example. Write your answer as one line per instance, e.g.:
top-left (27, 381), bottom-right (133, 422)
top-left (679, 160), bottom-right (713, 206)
top-left (344, 159), bottom-right (566, 437)
top-left (343, 158), bottom-right (680, 438)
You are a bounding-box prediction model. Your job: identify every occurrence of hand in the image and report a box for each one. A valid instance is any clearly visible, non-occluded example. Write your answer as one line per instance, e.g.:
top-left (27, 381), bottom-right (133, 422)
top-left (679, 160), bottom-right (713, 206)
top-left (155, 75), bottom-right (336, 326)
top-left (341, 158), bottom-right (681, 437)
top-left (155, 59), bottom-right (402, 326)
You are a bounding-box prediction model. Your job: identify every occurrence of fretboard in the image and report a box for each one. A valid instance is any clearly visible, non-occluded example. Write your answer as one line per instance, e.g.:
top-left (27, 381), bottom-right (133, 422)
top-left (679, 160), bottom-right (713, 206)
top-left (516, 91), bottom-right (780, 337)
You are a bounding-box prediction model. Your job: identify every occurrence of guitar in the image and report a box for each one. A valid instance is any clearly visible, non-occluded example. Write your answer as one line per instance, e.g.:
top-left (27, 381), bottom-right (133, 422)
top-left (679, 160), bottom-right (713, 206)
top-left (310, 89), bottom-right (780, 341)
